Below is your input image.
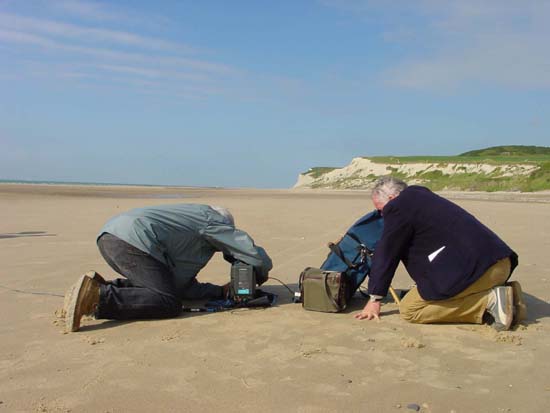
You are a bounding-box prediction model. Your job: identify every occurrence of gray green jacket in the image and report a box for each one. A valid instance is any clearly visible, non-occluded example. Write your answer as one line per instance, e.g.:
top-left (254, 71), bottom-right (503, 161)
top-left (97, 203), bottom-right (272, 295)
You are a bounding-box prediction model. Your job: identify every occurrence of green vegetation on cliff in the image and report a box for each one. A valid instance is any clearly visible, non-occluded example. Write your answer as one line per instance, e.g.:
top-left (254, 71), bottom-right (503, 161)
top-left (460, 145), bottom-right (550, 157)
top-left (303, 145), bottom-right (550, 192)
top-left (418, 164), bottom-right (550, 192)
top-left (365, 145), bottom-right (550, 165)
top-left (303, 167), bottom-right (339, 178)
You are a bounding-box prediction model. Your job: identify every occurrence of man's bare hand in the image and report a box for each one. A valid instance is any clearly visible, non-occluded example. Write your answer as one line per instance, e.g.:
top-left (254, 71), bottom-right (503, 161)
top-left (354, 300), bottom-right (381, 321)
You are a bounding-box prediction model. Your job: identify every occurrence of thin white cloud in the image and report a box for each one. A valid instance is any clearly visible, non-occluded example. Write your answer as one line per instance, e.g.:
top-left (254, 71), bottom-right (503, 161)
top-left (0, 28), bottom-right (58, 48)
top-left (58, 71), bottom-right (94, 79)
top-left (321, 0), bottom-right (550, 91)
top-left (1, 58), bottom-right (220, 101)
top-left (52, 0), bottom-right (125, 22)
top-left (94, 64), bottom-right (164, 79)
top-left (0, 28), bottom-right (231, 101)
top-left (0, 12), bottom-right (193, 52)
top-left (0, 27), bottom-right (235, 75)
top-left (388, 32), bottom-right (550, 90)
top-left (69, 69), bottom-right (224, 99)
top-left (49, 0), bottom-right (173, 29)
top-left (94, 64), bottom-right (210, 82)
top-left (318, 0), bottom-right (371, 13)
top-left (0, 4), bottom-right (287, 102)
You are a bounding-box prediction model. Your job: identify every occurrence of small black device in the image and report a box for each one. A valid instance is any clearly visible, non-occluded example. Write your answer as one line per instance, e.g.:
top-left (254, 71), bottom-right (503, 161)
top-left (230, 261), bottom-right (256, 301)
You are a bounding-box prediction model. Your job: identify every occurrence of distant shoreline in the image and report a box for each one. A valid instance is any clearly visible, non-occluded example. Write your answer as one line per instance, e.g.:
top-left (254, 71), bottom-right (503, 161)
top-left (1, 181), bottom-right (549, 203)
top-left (0, 181), bottom-right (229, 200)
top-left (0, 179), bottom-right (221, 189)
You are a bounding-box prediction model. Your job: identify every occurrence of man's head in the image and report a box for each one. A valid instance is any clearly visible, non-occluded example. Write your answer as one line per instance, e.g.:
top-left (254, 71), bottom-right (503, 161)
top-left (211, 206), bottom-right (235, 226)
top-left (371, 176), bottom-right (408, 211)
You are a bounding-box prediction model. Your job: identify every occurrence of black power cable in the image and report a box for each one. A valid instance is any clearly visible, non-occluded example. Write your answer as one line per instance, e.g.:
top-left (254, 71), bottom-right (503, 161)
top-left (0, 284), bottom-right (63, 298)
top-left (267, 277), bottom-right (295, 296)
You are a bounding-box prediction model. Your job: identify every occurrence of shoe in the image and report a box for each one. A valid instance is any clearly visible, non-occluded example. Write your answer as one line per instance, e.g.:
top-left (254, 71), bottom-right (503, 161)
top-left (60, 271), bottom-right (105, 319)
top-left (85, 270), bottom-right (107, 285)
top-left (65, 275), bottom-right (101, 332)
top-left (60, 271), bottom-right (105, 318)
top-left (507, 280), bottom-right (527, 325)
top-left (61, 280), bottom-right (78, 318)
top-left (486, 286), bottom-right (514, 331)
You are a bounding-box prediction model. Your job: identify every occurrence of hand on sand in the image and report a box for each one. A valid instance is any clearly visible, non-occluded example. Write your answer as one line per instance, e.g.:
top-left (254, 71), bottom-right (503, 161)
top-left (354, 301), bottom-right (381, 321)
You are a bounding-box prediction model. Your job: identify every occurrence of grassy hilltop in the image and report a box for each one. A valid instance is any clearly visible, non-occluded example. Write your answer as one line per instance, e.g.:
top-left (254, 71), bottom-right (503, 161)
top-left (297, 145), bottom-right (550, 192)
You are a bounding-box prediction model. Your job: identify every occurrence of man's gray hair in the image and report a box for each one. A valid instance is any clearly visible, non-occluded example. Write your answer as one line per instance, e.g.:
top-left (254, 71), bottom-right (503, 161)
top-left (372, 176), bottom-right (408, 202)
top-left (211, 206), bottom-right (235, 226)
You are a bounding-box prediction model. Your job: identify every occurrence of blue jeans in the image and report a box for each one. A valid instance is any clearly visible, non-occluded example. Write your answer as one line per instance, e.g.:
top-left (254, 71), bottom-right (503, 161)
top-left (96, 233), bottom-right (222, 320)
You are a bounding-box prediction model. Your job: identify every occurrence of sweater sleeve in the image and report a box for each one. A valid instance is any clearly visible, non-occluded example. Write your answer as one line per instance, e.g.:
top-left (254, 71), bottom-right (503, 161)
top-left (201, 224), bottom-right (273, 284)
top-left (367, 206), bottom-right (413, 297)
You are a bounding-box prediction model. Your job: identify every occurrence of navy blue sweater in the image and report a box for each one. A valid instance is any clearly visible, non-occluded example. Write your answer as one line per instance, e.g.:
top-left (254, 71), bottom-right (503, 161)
top-left (367, 186), bottom-right (518, 300)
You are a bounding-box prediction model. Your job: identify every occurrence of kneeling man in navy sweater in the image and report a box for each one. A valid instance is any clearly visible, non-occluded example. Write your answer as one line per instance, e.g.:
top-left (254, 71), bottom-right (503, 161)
top-left (355, 176), bottom-right (526, 331)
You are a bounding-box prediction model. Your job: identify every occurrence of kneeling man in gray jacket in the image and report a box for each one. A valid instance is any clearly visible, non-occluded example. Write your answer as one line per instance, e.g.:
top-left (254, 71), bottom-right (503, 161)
top-left (65, 204), bottom-right (272, 332)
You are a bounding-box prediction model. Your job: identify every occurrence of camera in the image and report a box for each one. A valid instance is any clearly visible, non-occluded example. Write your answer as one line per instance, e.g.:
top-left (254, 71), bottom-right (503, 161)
top-left (230, 261), bottom-right (256, 301)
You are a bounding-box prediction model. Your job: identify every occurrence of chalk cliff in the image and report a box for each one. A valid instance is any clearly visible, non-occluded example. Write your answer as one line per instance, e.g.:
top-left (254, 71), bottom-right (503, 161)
top-left (293, 157), bottom-right (541, 191)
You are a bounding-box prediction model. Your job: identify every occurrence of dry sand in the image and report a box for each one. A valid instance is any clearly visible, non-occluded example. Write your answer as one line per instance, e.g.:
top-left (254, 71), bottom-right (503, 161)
top-left (1, 184), bottom-right (549, 412)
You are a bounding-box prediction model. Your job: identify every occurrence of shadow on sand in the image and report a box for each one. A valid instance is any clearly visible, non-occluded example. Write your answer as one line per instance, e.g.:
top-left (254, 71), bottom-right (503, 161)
top-left (0, 231), bottom-right (56, 240)
top-left (522, 292), bottom-right (550, 325)
top-left (77, 284), bottom-right (299, 332)
top-left (78, 319), bottom-right (135, 332)
top-left (74, 287), bottom-right (548, 332)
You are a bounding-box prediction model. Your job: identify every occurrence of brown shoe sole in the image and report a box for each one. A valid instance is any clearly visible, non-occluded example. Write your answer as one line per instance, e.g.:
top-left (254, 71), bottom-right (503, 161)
top-left (61, 284), bottom-right (76, 318)
top-left (65, 275), bottom-right (97, 333)
top-left (507, 280), bottom-right (527, 325)
top-left (61, 272), bottom-right (105, 319)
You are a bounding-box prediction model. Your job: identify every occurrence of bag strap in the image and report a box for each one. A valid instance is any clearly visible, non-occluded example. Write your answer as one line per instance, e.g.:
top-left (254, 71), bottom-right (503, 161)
top-left (298, 267), bottom-right (309, 292)
top-left (346, 232), bottom-right (374, 257)
top-left (328, 242), bottom-right (359, 269)
top-left (328, 233), bottom-right (373, 270)
top-left (324, 271), bottom-right (341, 309)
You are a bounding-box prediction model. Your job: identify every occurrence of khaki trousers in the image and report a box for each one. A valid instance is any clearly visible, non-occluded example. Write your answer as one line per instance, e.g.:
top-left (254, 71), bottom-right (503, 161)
top-left (399, 258), bottom-right (511, 324)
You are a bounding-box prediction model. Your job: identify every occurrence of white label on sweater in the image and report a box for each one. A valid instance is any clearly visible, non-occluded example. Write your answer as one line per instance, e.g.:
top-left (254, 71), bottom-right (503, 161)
top-left (428, 246), bottom-right (446, 262)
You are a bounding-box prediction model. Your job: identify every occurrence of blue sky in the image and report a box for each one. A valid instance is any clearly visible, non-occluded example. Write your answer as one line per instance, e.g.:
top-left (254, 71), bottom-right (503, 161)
top-left (1, 0), bottom-right (549, 188)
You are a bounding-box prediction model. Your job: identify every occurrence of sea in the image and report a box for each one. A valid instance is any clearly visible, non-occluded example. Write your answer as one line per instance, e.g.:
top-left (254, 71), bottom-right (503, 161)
top-left (0, 179), bottom-right (229, 199)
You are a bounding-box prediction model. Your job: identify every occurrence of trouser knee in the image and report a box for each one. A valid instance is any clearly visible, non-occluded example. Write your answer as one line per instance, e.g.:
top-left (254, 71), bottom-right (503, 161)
top-left (398, 293), bottom-right (424, 323)
top-left (399, 305), bottom-right (420, 323)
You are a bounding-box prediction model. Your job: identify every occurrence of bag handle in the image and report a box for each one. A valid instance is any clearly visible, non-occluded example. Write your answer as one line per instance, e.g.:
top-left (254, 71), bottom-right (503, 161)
top-left (328, 242), bottom-right (358, 269)
top-left (328, 241), bottom-right (367, 269)
top-left (346, 232), bottom-right (374, 257)
top-left (328, 232), bottom-right (374, 270)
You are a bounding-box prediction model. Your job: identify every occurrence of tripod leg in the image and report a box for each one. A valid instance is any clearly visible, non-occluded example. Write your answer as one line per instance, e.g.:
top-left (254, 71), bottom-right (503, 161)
top-left (389, 286), bottom-right (401, 305)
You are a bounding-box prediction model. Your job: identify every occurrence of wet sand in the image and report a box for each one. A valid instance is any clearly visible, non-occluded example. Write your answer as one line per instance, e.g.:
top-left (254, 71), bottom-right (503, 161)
top-left (1, 184), bottom-right (549, 412)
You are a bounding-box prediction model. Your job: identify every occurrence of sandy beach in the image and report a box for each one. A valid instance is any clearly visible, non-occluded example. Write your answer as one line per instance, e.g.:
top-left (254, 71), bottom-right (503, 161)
top-left (1, 183), bottom-right (549, 413)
